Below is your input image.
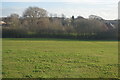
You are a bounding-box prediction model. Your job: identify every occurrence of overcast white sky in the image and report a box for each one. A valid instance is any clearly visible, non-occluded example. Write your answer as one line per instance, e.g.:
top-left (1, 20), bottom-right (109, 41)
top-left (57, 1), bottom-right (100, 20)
top-left (1, 0), bottom-right (119, 3)
top-left (1, 0), bottom-right (119, 20)
top-left (118, 1), bottom-right (120, 19)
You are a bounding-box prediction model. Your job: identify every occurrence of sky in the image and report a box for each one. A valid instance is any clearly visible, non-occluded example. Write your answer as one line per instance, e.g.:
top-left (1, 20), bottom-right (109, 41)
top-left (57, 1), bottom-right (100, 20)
top-left (118, 1), bottom-right (120, 19)
top-left (1, 0), bottom-right (119, 20)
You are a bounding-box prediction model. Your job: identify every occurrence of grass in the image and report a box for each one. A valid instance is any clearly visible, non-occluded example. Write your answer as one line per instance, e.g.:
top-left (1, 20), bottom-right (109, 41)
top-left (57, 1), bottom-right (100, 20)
top-left (2, 38), bottom-right (118, 78)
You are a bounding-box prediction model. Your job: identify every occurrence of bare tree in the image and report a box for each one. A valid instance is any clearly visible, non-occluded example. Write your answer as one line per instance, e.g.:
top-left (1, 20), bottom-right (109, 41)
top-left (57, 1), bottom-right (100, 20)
top-left (23, 7), bottom-right (48, 18)
top-left (9, 13), bottom-right (20, 29)
top-left (10, 13), bottom-right (19, 18)
top-left (61, 14), bottom-right (65, 19)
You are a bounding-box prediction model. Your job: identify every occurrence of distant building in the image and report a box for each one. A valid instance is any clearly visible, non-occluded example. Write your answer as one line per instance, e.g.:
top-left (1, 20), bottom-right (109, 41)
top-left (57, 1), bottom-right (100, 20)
top-left (105, 21), bottom-right (116, 29)
top-left (0, 21), bottom-right (6, 26)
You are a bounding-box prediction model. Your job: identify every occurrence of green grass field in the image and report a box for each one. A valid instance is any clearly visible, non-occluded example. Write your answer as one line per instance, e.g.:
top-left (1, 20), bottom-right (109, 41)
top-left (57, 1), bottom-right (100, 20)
top-left (2, 38), bottom-right (118, 78)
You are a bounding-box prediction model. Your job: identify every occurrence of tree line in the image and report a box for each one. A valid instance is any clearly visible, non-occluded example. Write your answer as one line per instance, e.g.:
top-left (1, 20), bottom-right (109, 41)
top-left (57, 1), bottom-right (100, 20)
top-left (2, 7), bottom-right (118, 40)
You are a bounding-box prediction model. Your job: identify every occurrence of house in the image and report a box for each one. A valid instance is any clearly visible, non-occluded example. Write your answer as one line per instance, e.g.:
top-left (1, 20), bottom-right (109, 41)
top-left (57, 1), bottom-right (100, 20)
top-left (0, 21), bottom-right (6, 26)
